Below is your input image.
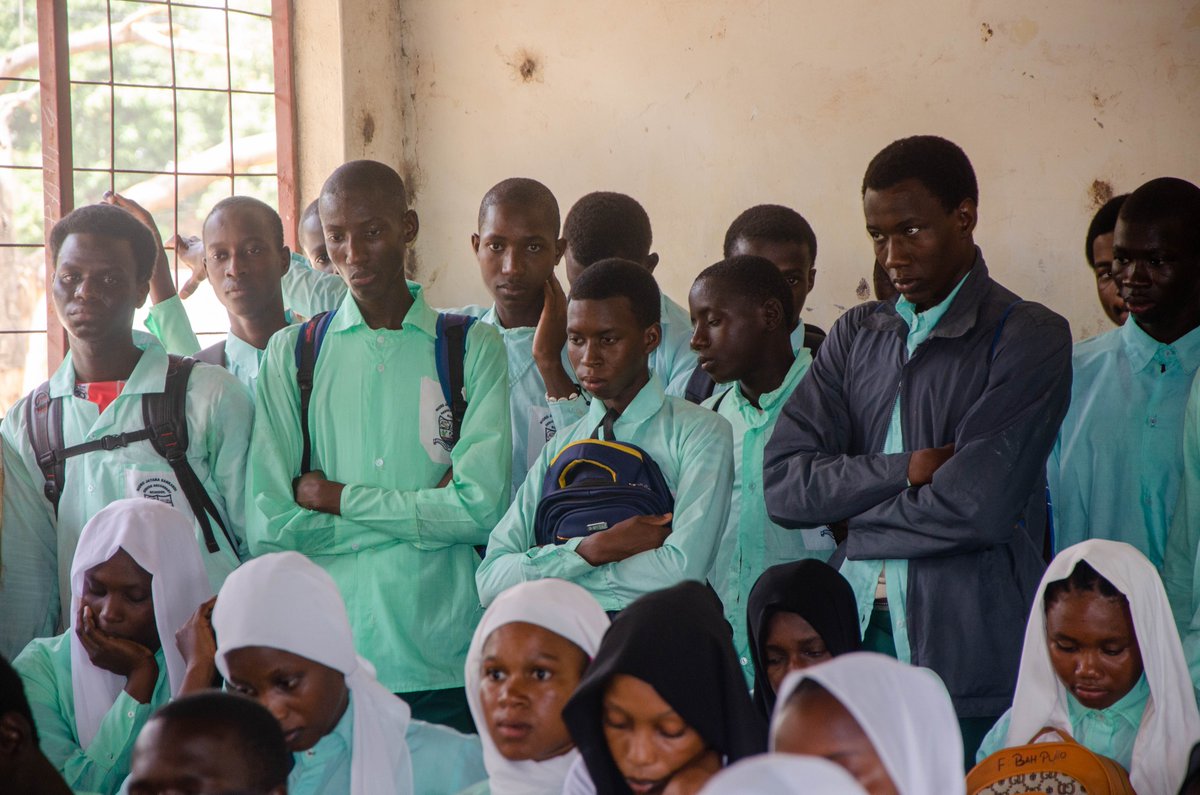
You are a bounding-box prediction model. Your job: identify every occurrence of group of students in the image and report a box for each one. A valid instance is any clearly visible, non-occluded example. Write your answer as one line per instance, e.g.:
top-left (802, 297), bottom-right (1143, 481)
top-left (1, 133), bottom-right (1200, 794)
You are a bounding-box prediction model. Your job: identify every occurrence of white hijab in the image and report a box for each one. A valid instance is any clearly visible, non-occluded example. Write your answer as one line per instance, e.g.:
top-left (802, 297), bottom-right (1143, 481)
top-left (69, 497), bottom-right (212, 748)
top-left (212, 552), bottom-right (414, 795)
top-left (464, 579), bottom-right (610, 795)
top-left (771, 652), bottom-right (965, 795)
top-left (700, 754), bottom-right (868, 794)
top-left (1003, 539), bottom-right (1200, 795)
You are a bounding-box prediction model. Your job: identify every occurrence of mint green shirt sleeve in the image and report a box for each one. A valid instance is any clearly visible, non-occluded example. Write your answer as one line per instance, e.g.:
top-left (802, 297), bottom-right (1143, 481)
top-left (143, 295), bottom-right (201, 356)
top-left (1166, 372), bottom-right (1200, 632)
top-left (281, 253), bottom-right (347, 317)
top-left (14, 637), bottom-right (167, 795)
top-left (975, 709), bottom-right (1012, 763)
top-left (248, 318), bottom-right (512, 556)
top-left (477, 388), bottom-right (734, 610)
top-left (408, 720), bottom-right (487, 795)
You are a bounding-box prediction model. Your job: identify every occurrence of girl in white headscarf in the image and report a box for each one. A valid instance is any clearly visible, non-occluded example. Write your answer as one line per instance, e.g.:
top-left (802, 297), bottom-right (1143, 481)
top-left (458, 579), bottom-right (609, 795)
top-left (976, 539), bottom-right (1200, 795)
top-left (770, 652), bottom-right (965, 795)
top-left (700, 755), bottom-right (868, 794)
top-left (210, 551), bottom-right (486, 795)
top-left (12, 498), bottom-right (212, 795)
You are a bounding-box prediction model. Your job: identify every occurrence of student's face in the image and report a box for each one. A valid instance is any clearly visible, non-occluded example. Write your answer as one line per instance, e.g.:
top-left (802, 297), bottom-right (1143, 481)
top-left (773, 686), bottom-right (898, 795)
top-left (320, 188), bottom-right (418, 305)
top-left (224, 646), bottom-right (350, 753)
top-left (128, 720), bottom-right (281, 795)
top-left (864, 178), bottom-right (976, 313)
top-left (1112, 216), bottom-right (1200, 332)
top-left (202, 208), bottom-right (290, 320)
top-left (602, 674), bottom-right (711, 795)
top-left (52, 233), bottom-right (150, 344)
top-left (81, 548), bottom-right (159, 652)
top-left (763, 611), bottom-right (833, 695)
top-left (1044, 590), bottom-right (1143, 710)
top-left (688, 280), bottom-right (782, 385)
top-left (479, 622), bottom-right (588, 762)
top-left (1090, 233), bottom-right (1128, 326)
top-left (567, 297), bottom-right (660, 412)
top-left (471, 202), bottom-right (565, 317)
top-left (727, 237), bottom-right (814, 322)
top-left (299, 211), bottom-right (333, 273)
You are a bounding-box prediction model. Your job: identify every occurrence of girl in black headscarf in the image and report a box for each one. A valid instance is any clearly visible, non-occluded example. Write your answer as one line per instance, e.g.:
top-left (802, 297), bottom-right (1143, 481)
top-left (747, 560), bottom-right (862, 719)
top-left (561, 581), bottom-right (765, 795)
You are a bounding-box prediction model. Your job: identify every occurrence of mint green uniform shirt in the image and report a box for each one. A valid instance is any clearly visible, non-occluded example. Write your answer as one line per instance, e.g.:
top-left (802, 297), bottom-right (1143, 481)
top-left (976, 674), bottom-right (1150, 770)
top-left (840, 274), bottom-right (970, 664)
top-left (14, 634), bottom-right (169, 795)
top-left (247, 283), bottom-right (512, 692)
top-left (144, 295), bottom-right (201, 356)
top-left (703, 349), bottom-right (836, 684)
top-left (282, 252), bottom-right (347, 317)
top-left (1050, 321), bottom-right (1200, 568)
top-left (476, 375), bottom-right (734, 610)
top-left (455, 304), bottom-right (587, 498)
top-left (658, 294), bottom-right (701, 397)
top-left (0, 333), bottom-right (252, 659)
top-left (287, 695), bottom-right (487, 795)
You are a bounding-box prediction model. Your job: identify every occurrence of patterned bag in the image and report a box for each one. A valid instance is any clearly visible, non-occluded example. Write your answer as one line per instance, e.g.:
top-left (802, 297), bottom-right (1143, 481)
top-left (967, 727), bottom-right (1136, 794)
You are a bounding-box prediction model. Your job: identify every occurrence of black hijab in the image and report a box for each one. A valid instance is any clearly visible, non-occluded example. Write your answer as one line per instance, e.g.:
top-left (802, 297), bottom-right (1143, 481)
top-left (562, 581), bottom-right (766, 794)
top-left (746, 559), bottom-right (862, 718)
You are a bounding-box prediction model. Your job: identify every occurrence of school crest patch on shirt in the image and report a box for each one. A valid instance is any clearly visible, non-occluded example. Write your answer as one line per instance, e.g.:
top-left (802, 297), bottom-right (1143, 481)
top-left (124, 468), bottom-right (196, 524)
top-left (419, 377), bottom-right (454, 465)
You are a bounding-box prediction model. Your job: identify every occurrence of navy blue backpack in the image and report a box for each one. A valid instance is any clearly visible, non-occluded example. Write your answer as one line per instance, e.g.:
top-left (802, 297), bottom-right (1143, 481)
top-left (533, 419), bottom-right (674, 546)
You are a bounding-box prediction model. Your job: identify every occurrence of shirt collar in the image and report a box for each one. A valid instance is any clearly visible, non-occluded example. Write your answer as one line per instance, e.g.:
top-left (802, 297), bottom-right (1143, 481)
top-left (225, 330), bottom-right (266, 371)
top-left (50, 331), bottom-right (168, 399)
top-left (1120, 318), bottom-right (1200, 375)
top-left (585, 372), bottom-right (667, 432)
top-left (329, 281), bottom-right (437, 339)
top-left (895, 263), bottom-right (973, 333)
top-left (1065, 673), bottom-right (1149, 727)
top-left (726, 348), bottom-right (813, 421)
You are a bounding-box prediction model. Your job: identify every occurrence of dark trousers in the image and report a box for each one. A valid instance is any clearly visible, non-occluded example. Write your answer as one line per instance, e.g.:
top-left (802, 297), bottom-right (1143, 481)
top-left (396, 686), bottom-right (476, 734)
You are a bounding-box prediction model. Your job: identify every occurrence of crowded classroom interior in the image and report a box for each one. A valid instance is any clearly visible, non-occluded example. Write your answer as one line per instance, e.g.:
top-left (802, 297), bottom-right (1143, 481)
top-left (1, 1), bottom-right (1199, 793)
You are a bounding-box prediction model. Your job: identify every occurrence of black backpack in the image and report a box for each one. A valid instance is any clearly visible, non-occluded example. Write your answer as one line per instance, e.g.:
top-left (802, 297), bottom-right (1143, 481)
top-left (26, 355), bottom-right (235, 554)
top-left (293, 310), bottom-right (476, 474)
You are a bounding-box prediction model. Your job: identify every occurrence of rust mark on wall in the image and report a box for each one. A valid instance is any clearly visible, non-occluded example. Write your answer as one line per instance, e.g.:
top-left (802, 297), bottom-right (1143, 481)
top-left (980, 22), bottom-right (994, 42)
top-left (1088, 179), bottom-right (1114, 208)
top-left (502, 48), bottom-right (544, 83)
top-left (360, 112), bottom-right (376, 145)
top-left (855, 278), bottom-right (870, 300)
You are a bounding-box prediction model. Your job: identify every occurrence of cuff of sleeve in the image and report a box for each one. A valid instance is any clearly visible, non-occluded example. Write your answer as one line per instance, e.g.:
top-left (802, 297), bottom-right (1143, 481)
top-left (85, 689), bottom-right (151, 769)
top-left (530, 536), bottom-right (595, 578)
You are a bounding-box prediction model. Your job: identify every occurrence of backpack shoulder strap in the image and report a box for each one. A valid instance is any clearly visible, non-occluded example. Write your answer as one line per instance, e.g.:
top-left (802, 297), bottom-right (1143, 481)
top-left (435, 313), bottom-right (476, 448)
top-left (194, 339), bottom-right (227, 367)
top-left (710, 386), bottom-right (731, 412)
top-left (683, 365), bottom-right (716, 404)
top-left (143, 355), bottom-right (235, 555)
top-left (294, 310), bottom-right (337, 474)
top-left (26, 381), bottom-right (66, 513)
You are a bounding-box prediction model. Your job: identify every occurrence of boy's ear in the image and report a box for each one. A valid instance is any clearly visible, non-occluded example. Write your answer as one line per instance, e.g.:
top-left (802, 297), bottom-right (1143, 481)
top-left (135, 280), bottom-right (151, 310)
top-left (644, 252), bottom-right (659, 273)
top-left (643, 321), bottom-right (662, 355)
top-left (279, 246), bottom-right (292, 278)
top-left (761, 297), bottom-right (785, 331)
top-left (808, 266), bottom-right (817, 291)
top-left (403, 209), bottom-right (420, 244)
top-left (954, 198), bottom-right (977, 237)
top-left (470, 233), bottom-right (481, 255)
top-left (554, 236), bottom-right (567, 263)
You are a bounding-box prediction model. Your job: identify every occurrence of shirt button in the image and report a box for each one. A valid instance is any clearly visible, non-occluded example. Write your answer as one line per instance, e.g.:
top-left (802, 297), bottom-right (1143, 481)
top-left (127, 710), bottom-right (135, 718)
top-left (740, 657), bottom-right (749, 665)
top-left (376, 363), bottom-right (385, 373)
top-left (351, 543), bottom-right (361, 551)
top-left (87, 484), bottom-right (96, 493)
top-left (376, 335), bottom-right (385, 345)
top-left (374, 458), bottom-right (384, 468)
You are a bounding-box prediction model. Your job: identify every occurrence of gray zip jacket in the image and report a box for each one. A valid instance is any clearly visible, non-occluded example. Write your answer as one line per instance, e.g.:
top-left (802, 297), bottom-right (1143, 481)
top-left (763, 254), bottom-right (1072, 717)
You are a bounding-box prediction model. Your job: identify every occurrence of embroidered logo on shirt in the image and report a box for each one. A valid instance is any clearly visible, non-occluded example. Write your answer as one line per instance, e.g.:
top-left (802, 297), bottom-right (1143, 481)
top-left (134, 476), bottom-right (180, 507)
top-left (419, 377), bottom-right (454, 465)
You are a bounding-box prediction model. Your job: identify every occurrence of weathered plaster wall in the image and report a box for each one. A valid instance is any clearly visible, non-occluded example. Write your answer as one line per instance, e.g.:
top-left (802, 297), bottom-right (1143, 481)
top-left (297, 1), bottom-right (1200, 340)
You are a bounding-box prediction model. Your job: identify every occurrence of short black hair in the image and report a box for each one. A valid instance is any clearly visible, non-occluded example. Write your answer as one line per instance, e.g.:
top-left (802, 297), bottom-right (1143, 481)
top-left (1118, 177), bottom-right (1200, 255)
top-left (1085, 194), bottom-right (1128, 266)
top-left (204, 196), bottom-right (285, 249)
top-left (862, 135), bottom-right (979, 213)
top-left (563, 192), bottom-right (653, 267)
top-left (321, 160), bottom-right (409, 217)
top-left (49, 203), bottom-right (157, 283)
top-left (1043, 560), bottom-right (1127, 611)
top-left (301, 197), bottom-right (320, 225)
top-left (569, 257), bottom-right (661, 328)
top-left (477, 177), bottom-right (561, 232)
top-left (0, 655), bottom-right (37, 744)
top-left (694, 255), bottom-right (795, 327)
top-left (148, 692), bottom-right (291, 790)
top-left (722, 204), bottom-right (818, 263)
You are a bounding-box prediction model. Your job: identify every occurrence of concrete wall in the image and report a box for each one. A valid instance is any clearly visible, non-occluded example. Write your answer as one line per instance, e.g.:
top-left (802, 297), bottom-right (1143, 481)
top-left (295, 0), bottom-right (1200, 340)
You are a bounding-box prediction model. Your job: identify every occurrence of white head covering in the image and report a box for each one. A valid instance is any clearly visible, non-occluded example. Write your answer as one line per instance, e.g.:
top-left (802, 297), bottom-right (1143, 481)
top-left (69, 497), bottom-right (212, 748)
top-left (1003, 539), bottom-right (1200, 795)
top-left (700, 754), bottom-right (868, 794)
top-left (465, 579), bottom-right (610, 795)
top-left (770, 652), bottom-right (965, 795)
top-left (212, 552), bottom-right (414, 795)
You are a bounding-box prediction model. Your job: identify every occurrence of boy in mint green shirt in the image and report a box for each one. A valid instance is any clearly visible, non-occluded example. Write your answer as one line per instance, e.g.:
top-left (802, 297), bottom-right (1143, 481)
top-left (688, 255), bottom-right (834, 685)
top-left (247, 160), bottom-right (512, 731)
top-left (477, 259), bottom-right (732, 611)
